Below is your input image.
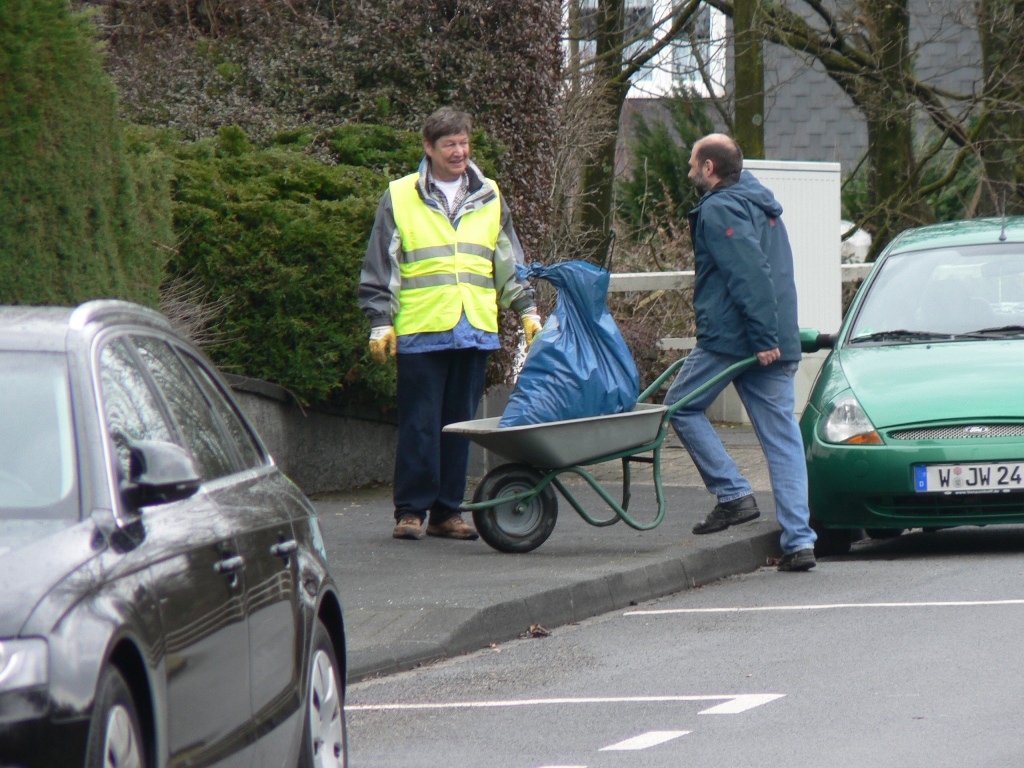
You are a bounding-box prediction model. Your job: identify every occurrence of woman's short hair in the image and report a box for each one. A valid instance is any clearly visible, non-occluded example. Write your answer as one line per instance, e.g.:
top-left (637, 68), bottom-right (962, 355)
top-left (423, 107), bottom-right (473, 145)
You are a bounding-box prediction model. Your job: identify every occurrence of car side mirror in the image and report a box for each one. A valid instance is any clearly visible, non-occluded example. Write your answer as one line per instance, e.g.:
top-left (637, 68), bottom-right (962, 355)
top-left (122, 440), bottom-right (202, 510)
top-left (800, 328), bottom-right (837, 353)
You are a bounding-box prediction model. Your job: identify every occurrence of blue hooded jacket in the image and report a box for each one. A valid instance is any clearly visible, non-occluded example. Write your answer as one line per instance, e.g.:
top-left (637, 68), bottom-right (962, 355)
top-left (687, 170), bottom-right (801, 361)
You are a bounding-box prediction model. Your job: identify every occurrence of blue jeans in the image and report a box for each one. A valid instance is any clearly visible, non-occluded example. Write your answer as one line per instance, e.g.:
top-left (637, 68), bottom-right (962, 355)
top-left (664, 347), bottom-right (816, 554)
top-left (394, 349), bottom-right (489, 523)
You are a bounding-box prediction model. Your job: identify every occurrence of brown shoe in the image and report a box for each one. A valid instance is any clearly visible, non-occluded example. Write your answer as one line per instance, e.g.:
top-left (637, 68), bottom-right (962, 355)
top-left (426, 516), bottom-right (479, 540)
top-left (393, 516), bottom-right (425, 540)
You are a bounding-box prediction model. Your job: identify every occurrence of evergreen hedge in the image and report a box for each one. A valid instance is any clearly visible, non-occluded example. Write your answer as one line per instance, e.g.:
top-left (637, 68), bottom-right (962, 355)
top-left (0, 0), bottom-right (170, 306)
top-left (4, 0), bottom-right (537, 410)
top-left (620, 93), bottom-right (714, 233)
top-left (89, 0), bottom-right (561, 261)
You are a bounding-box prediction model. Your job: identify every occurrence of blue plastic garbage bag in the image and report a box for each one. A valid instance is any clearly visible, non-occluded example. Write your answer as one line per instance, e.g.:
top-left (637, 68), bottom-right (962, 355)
top-left (499, 261), bottom-right (639, 427)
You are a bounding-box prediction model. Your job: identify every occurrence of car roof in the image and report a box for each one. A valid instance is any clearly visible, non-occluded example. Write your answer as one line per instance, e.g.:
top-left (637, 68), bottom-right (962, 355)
top-left (0, 301), bottom-right (175, 352)
top-left (886, 216), bottom-right (1024, 255)
top-left (0, 306), bottom-right (74, 352)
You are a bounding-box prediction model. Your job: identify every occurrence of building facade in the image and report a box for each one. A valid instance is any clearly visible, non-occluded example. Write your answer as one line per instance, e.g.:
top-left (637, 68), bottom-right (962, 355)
top-left (583, 0), bottom-right (983, 174)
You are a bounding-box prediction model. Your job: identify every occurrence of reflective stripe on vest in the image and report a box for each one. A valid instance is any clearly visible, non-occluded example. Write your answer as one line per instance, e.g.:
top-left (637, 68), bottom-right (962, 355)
top-left (389, 173), bottom-right (502, 335)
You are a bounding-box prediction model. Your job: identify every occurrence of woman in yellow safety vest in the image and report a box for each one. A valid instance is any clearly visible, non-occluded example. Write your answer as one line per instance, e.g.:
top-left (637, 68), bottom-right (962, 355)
top-left (358, 106), bottom-right (541, 543)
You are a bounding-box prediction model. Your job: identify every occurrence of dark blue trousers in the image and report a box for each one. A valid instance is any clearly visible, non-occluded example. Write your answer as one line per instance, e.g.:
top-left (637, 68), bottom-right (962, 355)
top-left (393, 349), bottom-right (490, 523)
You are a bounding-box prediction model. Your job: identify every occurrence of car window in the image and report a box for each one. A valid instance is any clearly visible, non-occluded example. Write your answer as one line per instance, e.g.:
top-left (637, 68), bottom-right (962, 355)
top-left (99, 338), bottom-right (177, 487)
top-left (180, 352), bottom-right (265, 470)
top-left (132, 336), bottom-right (239, 481)
top-left (0, 351), bottom-right (78, 518)
top-left (850, 245), bottom-right (1024, 340)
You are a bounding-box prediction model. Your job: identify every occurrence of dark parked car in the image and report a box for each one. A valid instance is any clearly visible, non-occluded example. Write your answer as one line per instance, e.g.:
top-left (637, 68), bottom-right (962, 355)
top-left (0, 301), bottom-right (347, 767)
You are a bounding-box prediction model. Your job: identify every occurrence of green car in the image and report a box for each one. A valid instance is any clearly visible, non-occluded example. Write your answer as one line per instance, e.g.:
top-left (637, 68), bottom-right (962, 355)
top-left (800, 216), bottom-right (1024, 555)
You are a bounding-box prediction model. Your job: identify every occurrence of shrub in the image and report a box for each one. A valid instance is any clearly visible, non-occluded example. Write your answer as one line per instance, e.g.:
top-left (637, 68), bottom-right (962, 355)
top-left (619, 90), bottom-right (714, 234)
top-left (81, 0), bottom-right (561, 401)
top-left (0, 0), bottom-right (171, 306)
top-left (85, 0), bottom-right (561, 259)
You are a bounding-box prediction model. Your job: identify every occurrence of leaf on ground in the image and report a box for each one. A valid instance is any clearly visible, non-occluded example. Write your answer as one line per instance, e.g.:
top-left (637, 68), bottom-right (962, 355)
top-left (525, 624), bottom-right (551, 638)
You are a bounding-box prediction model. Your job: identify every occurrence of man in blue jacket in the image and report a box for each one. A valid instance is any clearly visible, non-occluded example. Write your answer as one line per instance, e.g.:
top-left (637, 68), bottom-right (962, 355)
top-left (665, 133), bottom-right (818, 571)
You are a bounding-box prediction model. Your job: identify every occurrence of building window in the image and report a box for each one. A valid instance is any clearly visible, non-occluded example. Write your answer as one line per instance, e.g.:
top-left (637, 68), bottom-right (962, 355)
top-left (668, 1), bottom-right (727, 98)
top-left (568, 0), bottom-right (727, 99)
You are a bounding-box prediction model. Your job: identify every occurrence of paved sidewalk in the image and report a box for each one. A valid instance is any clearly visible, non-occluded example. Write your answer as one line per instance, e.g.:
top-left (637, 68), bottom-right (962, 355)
top-left (314, 426), bottom-right (782, 683)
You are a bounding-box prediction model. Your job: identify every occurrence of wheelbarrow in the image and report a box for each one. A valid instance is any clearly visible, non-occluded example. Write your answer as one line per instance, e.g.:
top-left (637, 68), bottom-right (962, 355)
top-left (443, 355), bottom-right (758, 553)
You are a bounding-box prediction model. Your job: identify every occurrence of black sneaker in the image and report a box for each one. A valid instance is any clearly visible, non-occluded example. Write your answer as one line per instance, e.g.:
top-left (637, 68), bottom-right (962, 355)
top-left (778, 548), bottom-right (816, 572)
top-left (692, 494), bottom-right (760, 534)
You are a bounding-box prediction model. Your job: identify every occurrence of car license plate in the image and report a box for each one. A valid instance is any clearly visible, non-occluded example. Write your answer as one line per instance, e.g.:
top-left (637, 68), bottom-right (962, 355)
top-left (915, 462), bottom-right (1024, 493)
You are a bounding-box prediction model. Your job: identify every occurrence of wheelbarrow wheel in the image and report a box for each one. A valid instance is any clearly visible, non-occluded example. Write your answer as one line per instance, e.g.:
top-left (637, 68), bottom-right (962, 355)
top-left (472, 463), bottom-right (558, 553)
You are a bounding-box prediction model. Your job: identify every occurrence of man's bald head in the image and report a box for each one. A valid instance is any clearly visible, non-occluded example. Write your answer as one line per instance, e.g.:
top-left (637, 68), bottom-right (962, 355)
top-left (694, 134), bottom-right (743, 178)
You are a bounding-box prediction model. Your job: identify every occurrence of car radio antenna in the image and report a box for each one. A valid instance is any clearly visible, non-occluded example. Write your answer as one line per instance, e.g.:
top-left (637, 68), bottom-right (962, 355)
top-left (999, 189), bottom-right (1008, 241)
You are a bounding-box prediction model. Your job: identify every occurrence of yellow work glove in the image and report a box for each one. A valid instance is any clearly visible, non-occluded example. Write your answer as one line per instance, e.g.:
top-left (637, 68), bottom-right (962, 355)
top-left (368, 326), bottom-right (396, 364)
top-left (521, 311), bottom-right (543, 346)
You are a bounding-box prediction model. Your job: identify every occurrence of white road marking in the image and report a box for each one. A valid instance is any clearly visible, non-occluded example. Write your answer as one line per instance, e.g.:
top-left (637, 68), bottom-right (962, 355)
top-left (697, 693), bottom-right (785, 714)
top-left (600, 731), bottom-right (691, 751)
top-left (347, 693), bottom-right (783, 714)
top-left (625, 599), bottom-right (1024, 616)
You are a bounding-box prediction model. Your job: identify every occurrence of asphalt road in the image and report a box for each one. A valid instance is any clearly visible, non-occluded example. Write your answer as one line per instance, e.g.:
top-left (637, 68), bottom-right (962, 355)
top-left (346, 526), bottom-right (1024, 768)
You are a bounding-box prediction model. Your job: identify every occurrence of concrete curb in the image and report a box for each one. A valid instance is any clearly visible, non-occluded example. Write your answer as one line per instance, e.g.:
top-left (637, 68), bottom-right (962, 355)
top-left (347, 529), bottom-right (781, 681)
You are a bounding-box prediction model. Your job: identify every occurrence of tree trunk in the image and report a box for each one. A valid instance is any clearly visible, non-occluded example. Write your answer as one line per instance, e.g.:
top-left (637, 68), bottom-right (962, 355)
top-left (733, 0), bottom-right (764, 158)
top-left (855, 0), bottom-right (927, 257)
top-left (578, 0), bottom-right (627, 265)
top-left (976, 0), bottom-right (1024, 216)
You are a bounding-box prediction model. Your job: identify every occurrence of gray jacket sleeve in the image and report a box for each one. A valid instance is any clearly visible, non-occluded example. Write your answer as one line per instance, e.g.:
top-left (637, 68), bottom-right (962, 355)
top-left (358, 191), bottom-right (403, 328)
top-left (493, 197), bottom-right (536, 315)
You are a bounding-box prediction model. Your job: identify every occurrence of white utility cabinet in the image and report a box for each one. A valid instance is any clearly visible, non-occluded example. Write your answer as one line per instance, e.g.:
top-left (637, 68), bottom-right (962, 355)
top-left (706, 159), bottom-right (842, 423)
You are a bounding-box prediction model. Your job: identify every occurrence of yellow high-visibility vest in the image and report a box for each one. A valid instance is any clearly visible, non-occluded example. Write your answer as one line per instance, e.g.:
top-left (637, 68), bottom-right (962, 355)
top-left (389, 172), bottom-right (501, 336)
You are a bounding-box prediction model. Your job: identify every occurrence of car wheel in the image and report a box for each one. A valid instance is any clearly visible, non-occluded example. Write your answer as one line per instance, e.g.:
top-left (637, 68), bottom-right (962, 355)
top-left (300, 618), bottom-right (347, 768)
top-left (811, 519), bottom-right (861, 557)
top-left (86, 666), bottom-right (146, 768)
top-left (472, 463), bottom-right (558, 553)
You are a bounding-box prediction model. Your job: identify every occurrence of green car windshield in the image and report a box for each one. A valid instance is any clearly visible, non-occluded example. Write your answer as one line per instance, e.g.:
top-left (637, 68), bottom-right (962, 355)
top-left (0, 352), bottom-right (79, 520)
top-left (849, 244), bottom-right (1024, 343)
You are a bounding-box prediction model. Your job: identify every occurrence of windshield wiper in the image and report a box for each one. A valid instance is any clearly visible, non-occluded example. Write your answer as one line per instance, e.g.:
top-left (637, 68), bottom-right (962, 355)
top-left (850, 329), bottom-right (953, 343)
top-left (954, 325), bottom-right (1024, 339)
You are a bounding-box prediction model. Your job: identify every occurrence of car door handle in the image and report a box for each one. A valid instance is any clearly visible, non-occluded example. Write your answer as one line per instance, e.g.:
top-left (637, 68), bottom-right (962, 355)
top-left (270, 540), bottom-right (298, 557)
top-left (214, 555), bottom-right (245, 574)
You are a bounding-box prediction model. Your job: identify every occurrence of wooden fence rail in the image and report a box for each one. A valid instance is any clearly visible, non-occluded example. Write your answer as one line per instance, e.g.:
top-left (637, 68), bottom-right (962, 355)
top-left (607, 263), bottom-right (871, 350)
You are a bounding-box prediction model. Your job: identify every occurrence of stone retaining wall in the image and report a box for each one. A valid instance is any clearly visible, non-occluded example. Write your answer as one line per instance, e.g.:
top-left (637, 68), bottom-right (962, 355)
top-left (226, 374), bottom-right (397, 495)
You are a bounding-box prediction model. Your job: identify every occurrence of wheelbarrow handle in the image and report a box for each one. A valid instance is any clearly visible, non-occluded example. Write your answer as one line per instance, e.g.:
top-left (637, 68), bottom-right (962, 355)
top-left (638, 354), bottom-right (759, 417)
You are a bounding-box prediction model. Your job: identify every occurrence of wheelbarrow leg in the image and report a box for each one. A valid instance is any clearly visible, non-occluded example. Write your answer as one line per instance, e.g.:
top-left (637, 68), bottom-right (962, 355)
top-left (622, 453), bottom-right (660, 513)
top-left (546, 445), bottom-right (669, 531)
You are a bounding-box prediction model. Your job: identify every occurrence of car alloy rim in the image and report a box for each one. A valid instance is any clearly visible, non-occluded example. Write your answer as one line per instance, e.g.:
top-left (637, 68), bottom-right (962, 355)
top-left (104, 704), bottom-right (143, 768)
top-left (309, 649), bottom-right (344, 768)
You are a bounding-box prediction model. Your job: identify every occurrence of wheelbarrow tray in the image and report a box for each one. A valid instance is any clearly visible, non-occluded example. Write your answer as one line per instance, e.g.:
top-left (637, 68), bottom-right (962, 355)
top-left (443, 403), bottom-right (667, 469)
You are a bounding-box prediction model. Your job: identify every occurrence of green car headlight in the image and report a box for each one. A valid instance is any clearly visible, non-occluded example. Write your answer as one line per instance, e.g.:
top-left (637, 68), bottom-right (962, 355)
top-left (822, 395), bottom-right (883, 445)
top-left (0, 638), bottom-right (49, 693)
